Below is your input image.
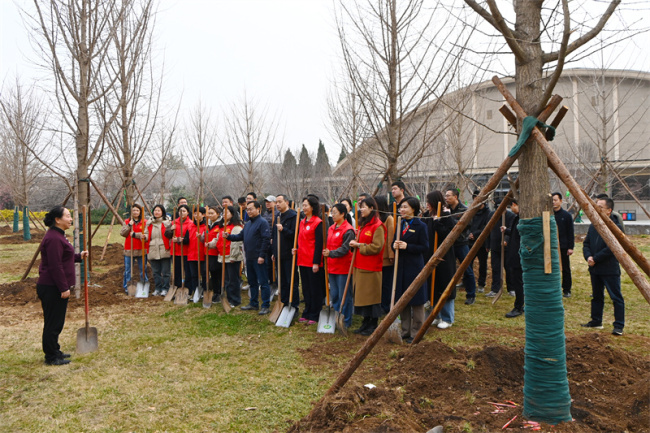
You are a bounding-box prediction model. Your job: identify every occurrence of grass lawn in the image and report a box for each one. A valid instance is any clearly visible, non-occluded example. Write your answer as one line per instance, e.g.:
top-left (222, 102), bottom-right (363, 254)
top-left (1, 226), bottom-right (648, 432)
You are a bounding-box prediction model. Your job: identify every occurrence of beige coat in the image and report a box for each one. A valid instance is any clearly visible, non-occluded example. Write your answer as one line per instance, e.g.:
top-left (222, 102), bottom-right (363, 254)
top-left (120, 220), bottom-right (150, 257)
top-left (218, 225), bottom-right (244, 263)
top-left (147, 218), bottom-right (171, 260)
top-left (382, 215), bottom-right (395, 267)
top-left (353, 225), bottom-right (385, 306)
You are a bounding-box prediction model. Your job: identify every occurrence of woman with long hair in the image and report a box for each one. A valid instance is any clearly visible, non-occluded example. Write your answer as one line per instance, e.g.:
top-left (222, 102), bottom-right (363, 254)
top-left (120, 203), bottom-right (149, 294)
top-left (424, 191), bottom-right (457, 329)
top-left (38, 206), bottom-right (88, 365)
top-left (323, 203), bottom-right (355, 328)
top-left (217, 205), bottom-right (244, 307)
top-left (374, 195), bottom-right (395, 314)
top-left (204, 205), bottom-right (223, 302)
top-left (164, 204), bottom-right (194, 294)
top-left (349, 197), bottom-right (386, 335)
top-left (147, 204), bottom-right (171, 296)
top-left (295, 196), bottom-right (325, 324)
top-left (393, 197), bottom-right (429, 343)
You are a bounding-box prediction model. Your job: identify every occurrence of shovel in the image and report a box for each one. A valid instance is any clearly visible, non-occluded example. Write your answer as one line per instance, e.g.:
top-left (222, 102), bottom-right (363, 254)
top-left (77, 205), bottom-right (98, 354)
top-left (174, 217), bottom-right (188, 305)
top-left (318, 205), bottom-right (335, 334)
top-left (335, 230), bottom-right (359, 337)
top-left (221, 218), bottom-right (232, 313)
top-left (385, 216), bottom-right (403, 344)
top-left (127, 227), bottom-right (137, 296)
top-left (136, 220), bottom-right (149, 298)
top-left (203, 225), bottom-right (213, 308)
top-left (276, 210), bottom-right (300, 328)
top-left (164, 209), bottom-right (178, 302)
top-left (269, 222), bottom-right (283, 323)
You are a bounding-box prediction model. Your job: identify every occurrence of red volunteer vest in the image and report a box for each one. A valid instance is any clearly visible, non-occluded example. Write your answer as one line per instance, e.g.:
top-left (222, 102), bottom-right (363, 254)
top-left (124, 218), bottom-right (149, 252)
top-left (206, 223), bottom-right (221, 257)
top-left (171, 217), bottom-right (193, 257)
top-left (189, 222), bottom-right (206, 261)
top-left (297, 216), bottom-right (322, 267)
top-left (326, 220), bottom-right (354, 275)
top-left (216, 224), bottom-right (238, 256)
top-left (354, 216), bottom-right (385, 272)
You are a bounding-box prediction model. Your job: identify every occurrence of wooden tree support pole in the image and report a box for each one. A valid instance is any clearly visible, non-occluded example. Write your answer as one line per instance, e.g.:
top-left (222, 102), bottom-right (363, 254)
top-left (92, 188), bottom-right (122, 239)
top-left (606, 159), bottom-right (650, 220)
top-left (493, 76), bottom-right (650, 304)
top-left (89, 178), bottom-right (126, 226)
top-left (320, 95), bottom-right (563, 400)
top-left (132, 181), bottom-right (152, 216)
top-left (412, 185), bottom-right (516, 344)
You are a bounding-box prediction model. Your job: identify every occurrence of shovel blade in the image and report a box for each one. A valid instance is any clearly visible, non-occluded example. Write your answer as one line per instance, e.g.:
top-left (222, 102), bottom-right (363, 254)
top-left (276, 305), bottom-right (296, 328)
top-left (203, 289), bottom-right (213, 308)
top-left (174, 287), bottom-right (188, 305)
top-left (335, 312), bottom-right (348, 337)
top-left (268, 300), bottom-right (283, 323)
top-left (127, 281), bottom-right (137, 297)
top-left (385, 322), bottom-right (403, 344)
top-left (192, 287), bottom-right (201, 303)
top-left (76, 326), bottom-right (98, 354)
top-left (221, 295), bottom-right (232, 313)
top-left (317, 309), bottom-right (335, 334)
top-left (163, 285), bottom-right (177, 302)
top-left (135, 281), bottom-right (149, 298)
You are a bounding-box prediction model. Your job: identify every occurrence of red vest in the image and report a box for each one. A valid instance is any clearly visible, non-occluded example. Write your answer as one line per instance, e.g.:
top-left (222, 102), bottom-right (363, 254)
top-left (354, 216), bottom-right (385, 272)
top-left (297, 216), bottom-right (322, 267)
top-left (326, 220), bottom-right (354, 275)
top-left (148, 221), bottom-right (171, 251)
top-left (124, 218), bottom-right (149, 252)
top-left (171, 217), bottom-right (193, 257)
top-left (206, 223), bottom-right (221, 257)
top-left (216, 224), bottom-right (237, 256)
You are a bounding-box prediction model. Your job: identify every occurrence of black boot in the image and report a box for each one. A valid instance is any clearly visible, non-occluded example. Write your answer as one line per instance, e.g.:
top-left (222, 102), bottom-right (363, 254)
top-left (353, 317), bottom-right (370, 334)
top-left (360, 318), bottom-right (378, 336)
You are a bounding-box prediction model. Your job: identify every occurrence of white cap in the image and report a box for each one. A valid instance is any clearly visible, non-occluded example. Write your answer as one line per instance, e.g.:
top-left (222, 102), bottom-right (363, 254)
top-left (265, 195), bottom-right (277, 202)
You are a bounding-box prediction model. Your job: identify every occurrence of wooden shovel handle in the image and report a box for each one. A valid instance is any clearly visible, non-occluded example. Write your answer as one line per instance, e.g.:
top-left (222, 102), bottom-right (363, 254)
top-left (289, 210), bottom-right (300, 304)
top-left (321, 204), bottom-right (330, 305)
top-left (430, 202), bottom-right (441, 305)
top-left (390, 216), bottom-right (402, 309)
top-left (339, 230), bottom-right (360, 311)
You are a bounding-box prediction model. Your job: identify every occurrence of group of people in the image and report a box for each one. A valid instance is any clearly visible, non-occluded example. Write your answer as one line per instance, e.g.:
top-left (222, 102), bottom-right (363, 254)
top-left (35, 182), bottom-right (627, 366)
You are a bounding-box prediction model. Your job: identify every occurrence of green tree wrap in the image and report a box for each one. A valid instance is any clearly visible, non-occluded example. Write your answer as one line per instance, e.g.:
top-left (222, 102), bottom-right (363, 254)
top-left (518, 217), bottom-right (572, 423)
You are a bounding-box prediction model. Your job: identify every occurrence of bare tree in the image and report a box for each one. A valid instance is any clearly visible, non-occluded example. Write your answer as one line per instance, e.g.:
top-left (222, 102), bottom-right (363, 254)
top-left (336, 0), bottom-right (470, 191)
top-left (0, 81), bottom-right (49, 209)
top-left (25, 0), bottom-right (123, 208)
top-left (218, 94), bottom-right (279, 195)
top-left (184, 100), bottom-right (217, 203)
top-left (104, 0), bottom-right (160, 207)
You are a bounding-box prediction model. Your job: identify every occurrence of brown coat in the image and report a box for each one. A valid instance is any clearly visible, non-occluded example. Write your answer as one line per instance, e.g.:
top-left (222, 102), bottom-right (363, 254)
top-left (353, 225), bottom-right (385, 306)
top-left (382, 215), bottom-right (395, 266)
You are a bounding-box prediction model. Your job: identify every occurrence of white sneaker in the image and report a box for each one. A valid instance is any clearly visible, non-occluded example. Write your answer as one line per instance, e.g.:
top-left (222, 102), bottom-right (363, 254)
top-left (432, 318), bottom-right (441, 326)
top-left (161, 290), bottom-right (168, 296)
top-left (241, 284), bottom-right (250, 292)
top-left (437, 321), bottom-right (452, 329)
top-left (153, 290), bottom-right (161, 296)
top-left (508, 291), bottom-right (515, 297)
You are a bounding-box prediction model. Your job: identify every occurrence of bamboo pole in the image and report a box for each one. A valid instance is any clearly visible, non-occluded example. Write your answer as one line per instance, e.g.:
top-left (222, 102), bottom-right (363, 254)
top-left (493, 76), bottom-right (650, 303)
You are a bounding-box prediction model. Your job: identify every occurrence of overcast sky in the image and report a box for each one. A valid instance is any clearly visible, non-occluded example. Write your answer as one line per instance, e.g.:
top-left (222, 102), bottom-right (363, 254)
top-left (2, 0), bottom-right (649, 165)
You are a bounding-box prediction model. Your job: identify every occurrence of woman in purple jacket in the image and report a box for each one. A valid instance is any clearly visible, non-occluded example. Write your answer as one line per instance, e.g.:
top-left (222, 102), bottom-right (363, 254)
top-left (37, 206), bottom-right (88, 366)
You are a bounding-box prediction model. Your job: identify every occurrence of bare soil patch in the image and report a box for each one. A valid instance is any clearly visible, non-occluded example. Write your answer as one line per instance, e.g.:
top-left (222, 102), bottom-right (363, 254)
top-left (290, 334), bottom-right (650, 432)
top-left (0, 230), bottom-right (45, 244)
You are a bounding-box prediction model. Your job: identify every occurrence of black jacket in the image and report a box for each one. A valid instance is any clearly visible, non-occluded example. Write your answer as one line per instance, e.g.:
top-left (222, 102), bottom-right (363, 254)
top-left (583, 216), bottom-right (622, 276)
top-left (449, 202), bottom-right (470, 246)
top-left (469, 204), bottom-right (490, 249)
top-left (487, 209), bottom-right (515, 251)
top-left (554, 208), bottom-right (575, 250)
top-left (504, 214), bottom-right (521, 269)
top-left (424, 210), bottom-right (457, 301)
top-left (273, 209), bottom-right (298, 258)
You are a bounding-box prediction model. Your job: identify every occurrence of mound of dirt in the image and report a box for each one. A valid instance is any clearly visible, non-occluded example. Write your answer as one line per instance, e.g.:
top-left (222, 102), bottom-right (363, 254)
top-left (0, 230), bottom-right (45, 244)
top-left (290, 334), bottom-right (649, 432)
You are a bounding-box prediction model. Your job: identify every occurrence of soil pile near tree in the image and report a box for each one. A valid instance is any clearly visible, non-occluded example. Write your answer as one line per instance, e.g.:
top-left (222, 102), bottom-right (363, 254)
top-left (290, 334), bottom-right (649, 432)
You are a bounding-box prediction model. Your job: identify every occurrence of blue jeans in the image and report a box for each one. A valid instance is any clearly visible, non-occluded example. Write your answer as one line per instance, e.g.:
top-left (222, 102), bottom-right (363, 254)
top-left (329, 273), bottom-right (354, 327)
top-left (123, 255), bottom-right (148, 291)
top-left (453, 244), bottom-right (476, 298)
top-left (246, 259), bottom-right (271, 309)
top-left (590, 273), bottom-right (624, 329)
top-left (436, 299), bottom-right (455, 324)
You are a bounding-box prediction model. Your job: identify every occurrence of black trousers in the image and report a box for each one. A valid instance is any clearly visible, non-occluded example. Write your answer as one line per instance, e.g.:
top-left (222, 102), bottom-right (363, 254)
top-left (223, 261), bottom-right (242, 306)
top-left (490, 249), bottom-right (503, 292)
top-left (206, 256), bottom-right (222, 294)
top-left (473, 246), bottom-right (489, 287)
top-left (506, 265), bottom-right (524, 310)
top-left (299, 265), bottom-right (325, 321)
top-left (37, 284), bottom-right (69, 363)
top-left (278, 254), bottom-right (299, 308)
top-left (560, 248), bottom-right (572, 294)
top-left (381, 265), bottom-right (394, 314)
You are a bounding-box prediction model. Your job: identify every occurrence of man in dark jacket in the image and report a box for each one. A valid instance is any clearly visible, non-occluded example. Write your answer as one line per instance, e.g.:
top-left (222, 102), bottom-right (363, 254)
top-left (263, 195), bottom-right (280, 292)
top-left (581, 197), bottom-right (625, 336)
top-left (486, 198), bottom-right (515, 297)
top-left (272, 194), bottom-right (300, 312)
top-left (469, 190), bottom-right (490, 292)
top-left (445, 188), bottom-right (476, 304)
top-left (502, 199), bottom-right (523, 317)
top-left (552, 192), bottom-right (575, 297)
top-left (226, 200), bottom-right (271, 314)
